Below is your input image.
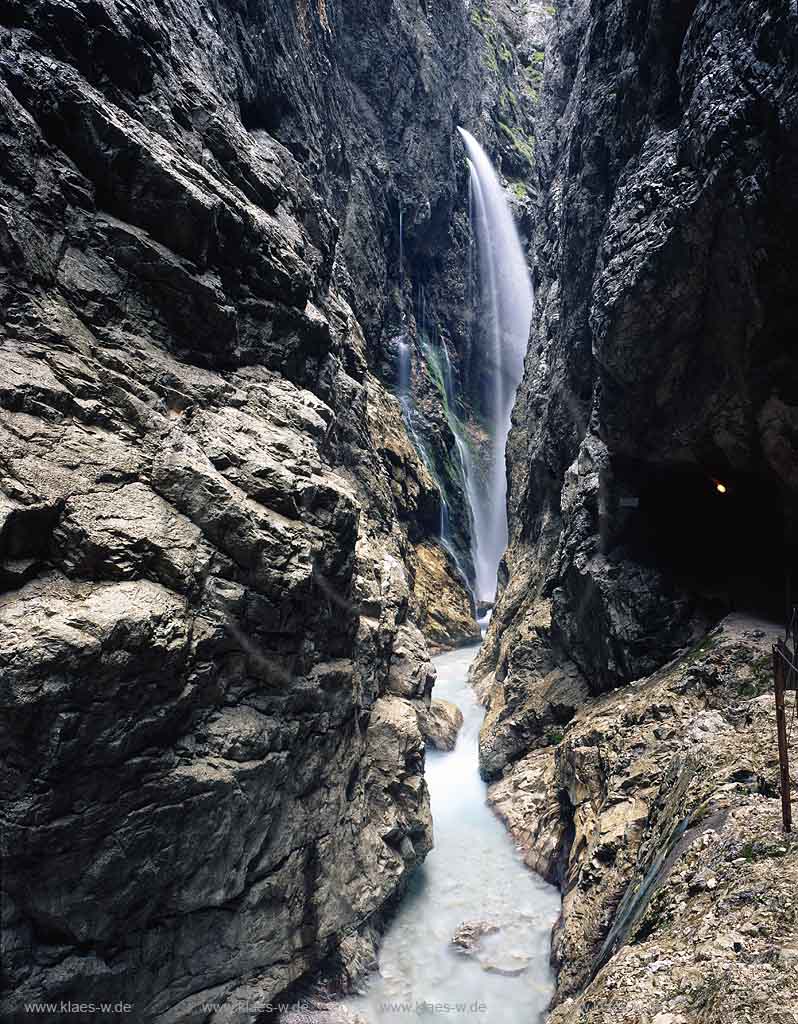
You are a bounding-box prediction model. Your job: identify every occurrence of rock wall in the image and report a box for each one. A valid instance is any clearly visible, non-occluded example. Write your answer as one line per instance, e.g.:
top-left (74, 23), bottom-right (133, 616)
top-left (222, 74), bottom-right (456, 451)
top-left (490, 616), bottom-right (798, 1023)
top-left (476, 0), bottom-right (798, 773)
top-left (384, 0), bottom-right (552, 581)
top-left (475, 0), bottom-right (798, 1018)
top-left (0, 0), bottom-right (538, 1018)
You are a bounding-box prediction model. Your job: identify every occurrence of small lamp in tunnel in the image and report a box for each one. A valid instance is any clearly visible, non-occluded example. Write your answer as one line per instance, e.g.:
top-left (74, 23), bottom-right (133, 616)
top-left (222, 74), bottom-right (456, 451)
top-left (711, 478), bottom-right (728, 495)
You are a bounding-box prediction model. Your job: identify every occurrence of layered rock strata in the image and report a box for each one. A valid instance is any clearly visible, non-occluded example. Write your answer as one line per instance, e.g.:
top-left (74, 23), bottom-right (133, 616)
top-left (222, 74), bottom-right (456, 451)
top-left (0, 0), bottom-right (530, 1018)
top-left (490, 617), bottom-right (798, 1023)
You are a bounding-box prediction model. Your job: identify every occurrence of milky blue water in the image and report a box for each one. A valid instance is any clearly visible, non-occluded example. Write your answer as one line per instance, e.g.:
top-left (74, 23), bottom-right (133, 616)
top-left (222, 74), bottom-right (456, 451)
top-left (347, 646), bottom-right (560, 1023)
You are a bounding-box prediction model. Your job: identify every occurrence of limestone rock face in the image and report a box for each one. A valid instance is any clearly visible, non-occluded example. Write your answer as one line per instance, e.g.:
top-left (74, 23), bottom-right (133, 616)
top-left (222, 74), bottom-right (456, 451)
top-left (415, 698), bottom-right (465, 752)
top-left (479, 0), bottom-right (798, 707)
top-left (386, 622), bottom-right (437, 701)
top-left (492, 617), bottom-right (798, 1022)
top-left (476, 597), bottom-right (589, 781)
top-left (487, 746), bottom-right (568, 886)
top-left (475, 2), bottom-right (798, 1017)
top-left (410, 542), bottom-right (480, 652)
top-left (0, 0), bottom-right (520, 1017)
top-left (0, 347), bottom-right (426, 1020)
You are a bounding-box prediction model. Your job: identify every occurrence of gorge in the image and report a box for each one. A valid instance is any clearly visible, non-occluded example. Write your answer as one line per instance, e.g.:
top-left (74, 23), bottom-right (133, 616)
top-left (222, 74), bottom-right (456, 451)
top-left (1, 2), bottom-right (798, 1024)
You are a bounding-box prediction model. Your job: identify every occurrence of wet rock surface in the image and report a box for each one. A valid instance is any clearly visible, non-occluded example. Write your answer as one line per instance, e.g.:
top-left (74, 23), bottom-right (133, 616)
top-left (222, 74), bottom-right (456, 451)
top-left (0, 341), bottom-right (434, 1019)
top-left (479, 0), bottom-right (798, 703)
top-left (0, 0), bottom-right (532, 1017)
top-left (415, 698), bottom-right (465, 752)
top-left (451, 919), bottom-right (534, 979)
top-left (475, 597), bottom-right (589, 781)
top-left (410, 542), bottom-right (480, 652)
top-left (475, 7), bottom-right (798, 1010)
top-left (452, 920), bottom-right (501, 954)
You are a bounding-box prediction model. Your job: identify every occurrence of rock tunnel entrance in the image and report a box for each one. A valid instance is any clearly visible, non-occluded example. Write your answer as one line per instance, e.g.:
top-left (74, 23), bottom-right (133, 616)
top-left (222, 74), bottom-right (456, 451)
top-left (608, 460), bottom-right (798, 623)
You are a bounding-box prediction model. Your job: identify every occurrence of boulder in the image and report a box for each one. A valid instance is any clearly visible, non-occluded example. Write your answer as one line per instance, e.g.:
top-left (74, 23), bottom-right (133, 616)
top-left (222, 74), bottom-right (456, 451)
top-left (452, 920), bottom-right (501, 954)
top-left (387, 622), bottom-right (437, 702)
top-left (415, 698), bottom-right (464, 752)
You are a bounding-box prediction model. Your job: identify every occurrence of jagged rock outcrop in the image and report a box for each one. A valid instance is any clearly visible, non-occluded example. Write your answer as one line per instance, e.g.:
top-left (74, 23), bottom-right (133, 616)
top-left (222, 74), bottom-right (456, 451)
top-left (474, 0), bottom-right (798, 1018)
top-left (409, 542), bottom-right (478, 651)
top-left (476, 599), bottom-right (589, 780)
top-left (0, 0), bottom-right (532, 1018)
top-left (491, 617), bottom-right (798, 1022)
top-left (0, 307), bottom-right (433, 1020)
top-left (414, 698), bottom-right (464, 752)
top-left (477, 0), bottom-right (798, 768)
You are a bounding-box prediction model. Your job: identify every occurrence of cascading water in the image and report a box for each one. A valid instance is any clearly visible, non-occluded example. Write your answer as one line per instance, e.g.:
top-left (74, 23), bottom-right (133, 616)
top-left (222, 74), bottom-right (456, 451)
top-left (457, 127), bottom-right (534, 604)
top-left (468, 160), bottom-right (503, 452)
top-left (395, 336), bottom-right (436, 470)
top-left (396, 336), bottom-right (411, 404)
top-left (391, 133), bottom-right (532, 606)
top-left (434, 338), bottom-right (477, 587)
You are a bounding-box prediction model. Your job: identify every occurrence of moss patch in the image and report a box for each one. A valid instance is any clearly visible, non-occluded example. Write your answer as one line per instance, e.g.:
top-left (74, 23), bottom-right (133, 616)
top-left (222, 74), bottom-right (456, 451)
top-left (498, 120), bottom-right (535, 166)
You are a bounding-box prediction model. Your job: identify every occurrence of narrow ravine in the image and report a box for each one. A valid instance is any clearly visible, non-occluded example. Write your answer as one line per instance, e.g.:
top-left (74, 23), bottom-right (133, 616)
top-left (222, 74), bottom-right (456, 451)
top-left (343, 125), bottom-right (560, 1022)
top-left (347, 646), bottom-right (560, 1022)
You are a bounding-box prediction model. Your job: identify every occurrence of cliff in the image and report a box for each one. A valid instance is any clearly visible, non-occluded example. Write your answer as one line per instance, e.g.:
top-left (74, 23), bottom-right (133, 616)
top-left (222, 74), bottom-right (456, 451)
top-left (490, 615), bottom-right (798, 1022)
top-left (476, 0), bottom-right (798, 1018)
top-left (477, 0), bottom-right (798, 772)
top-left (0, 0), bottom-right (534, 1018)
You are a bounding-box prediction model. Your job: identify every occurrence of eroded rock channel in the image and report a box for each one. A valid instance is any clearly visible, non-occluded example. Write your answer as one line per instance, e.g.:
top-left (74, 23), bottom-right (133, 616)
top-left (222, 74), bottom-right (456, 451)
top-left (344, 647), bottom-right (560, 1023)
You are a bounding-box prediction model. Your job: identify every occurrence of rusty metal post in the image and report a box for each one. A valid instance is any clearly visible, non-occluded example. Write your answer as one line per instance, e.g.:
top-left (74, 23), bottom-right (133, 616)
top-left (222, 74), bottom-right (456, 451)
top-left (774, 642), bottom-right (792, 833)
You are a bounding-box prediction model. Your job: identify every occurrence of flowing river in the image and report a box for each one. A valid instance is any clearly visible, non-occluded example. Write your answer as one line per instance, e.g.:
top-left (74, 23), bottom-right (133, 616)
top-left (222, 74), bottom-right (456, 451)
top-left (347, 645), bottom-right (561, 1022)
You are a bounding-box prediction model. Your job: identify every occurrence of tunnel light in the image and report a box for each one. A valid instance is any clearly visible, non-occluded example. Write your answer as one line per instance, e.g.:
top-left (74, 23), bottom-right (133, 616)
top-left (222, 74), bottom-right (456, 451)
top-left (715, 482), bottom-right (727, 495)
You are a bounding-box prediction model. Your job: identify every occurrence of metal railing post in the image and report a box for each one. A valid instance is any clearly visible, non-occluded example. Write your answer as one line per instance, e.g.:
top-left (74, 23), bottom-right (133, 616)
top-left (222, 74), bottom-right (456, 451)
top-left (774, 641), bottom-right (793, 834)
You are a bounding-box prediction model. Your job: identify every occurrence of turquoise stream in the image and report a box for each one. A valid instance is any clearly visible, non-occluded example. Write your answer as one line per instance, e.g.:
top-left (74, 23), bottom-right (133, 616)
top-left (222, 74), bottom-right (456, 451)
top-left (347, 646), bottom-right (560, 1022)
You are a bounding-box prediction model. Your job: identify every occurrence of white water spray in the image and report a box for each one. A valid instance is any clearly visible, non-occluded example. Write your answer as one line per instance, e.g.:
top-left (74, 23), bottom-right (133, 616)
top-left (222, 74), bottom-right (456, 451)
top-left (457, 127), bottom-right (534, 603)
top-left (396, 336), bottom-right (411, 401)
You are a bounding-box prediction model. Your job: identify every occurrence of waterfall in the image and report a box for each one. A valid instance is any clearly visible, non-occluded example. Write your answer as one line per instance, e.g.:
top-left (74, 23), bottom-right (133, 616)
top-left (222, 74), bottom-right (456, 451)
top-left (435, 339), bottom-right (476, 587)
top-left (439, 495), bottom-right (472, 587)
top-left (396, 327), bottom-right (467, 583)
top-left (457, 127), bottom-right (534, 604)
top-left (468, 159), bottom-right (503, 439)
top-left (438, 332), bottom-right (456, 408)
top-left (464, 171), bottom-right (475, 398)
top-left (396, 336), bottom-right (411, 404)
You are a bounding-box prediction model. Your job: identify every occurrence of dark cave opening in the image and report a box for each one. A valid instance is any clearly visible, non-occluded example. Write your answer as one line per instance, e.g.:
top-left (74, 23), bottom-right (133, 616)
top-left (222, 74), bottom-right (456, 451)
top-left (608, 461), bottom-right (798, 624)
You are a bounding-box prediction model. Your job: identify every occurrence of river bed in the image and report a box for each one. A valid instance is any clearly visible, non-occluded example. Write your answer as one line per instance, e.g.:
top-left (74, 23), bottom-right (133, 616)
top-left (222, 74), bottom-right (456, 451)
top-left (346, 645), bottom-right (560, 1022)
